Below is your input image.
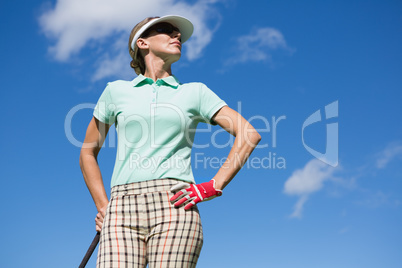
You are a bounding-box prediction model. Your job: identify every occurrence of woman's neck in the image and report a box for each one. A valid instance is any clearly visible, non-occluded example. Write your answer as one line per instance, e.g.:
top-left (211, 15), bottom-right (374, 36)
top-left (143, 56), bottom-right (173, 81)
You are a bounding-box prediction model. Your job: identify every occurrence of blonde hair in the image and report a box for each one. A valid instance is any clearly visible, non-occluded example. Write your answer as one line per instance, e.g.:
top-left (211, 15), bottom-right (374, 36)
top-left (128, 17), bottom-right (159, 75)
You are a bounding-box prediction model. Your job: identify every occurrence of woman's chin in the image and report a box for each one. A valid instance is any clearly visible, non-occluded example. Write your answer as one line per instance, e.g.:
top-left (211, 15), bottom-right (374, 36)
top-left (169, 52), bottom-right (182, 63)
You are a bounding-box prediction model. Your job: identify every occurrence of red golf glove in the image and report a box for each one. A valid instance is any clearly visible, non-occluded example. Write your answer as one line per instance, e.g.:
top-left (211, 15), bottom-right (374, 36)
top-left (170, 179), bottom-right (223, 210)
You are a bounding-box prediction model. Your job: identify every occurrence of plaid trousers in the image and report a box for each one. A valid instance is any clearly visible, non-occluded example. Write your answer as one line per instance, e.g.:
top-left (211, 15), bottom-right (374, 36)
top-left (97, 179), bottom-right (203, 268)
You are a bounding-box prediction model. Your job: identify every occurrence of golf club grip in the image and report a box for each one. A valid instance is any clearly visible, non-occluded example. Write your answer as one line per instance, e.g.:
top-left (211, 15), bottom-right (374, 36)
top-left (79, 232), bottom-right (100, 268)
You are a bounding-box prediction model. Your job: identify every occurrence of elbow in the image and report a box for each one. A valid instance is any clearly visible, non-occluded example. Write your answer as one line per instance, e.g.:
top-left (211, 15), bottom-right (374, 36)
top-left (245, 130), bottom-right (261, 146)
top-left (252, 131), bottom-right (262, 145)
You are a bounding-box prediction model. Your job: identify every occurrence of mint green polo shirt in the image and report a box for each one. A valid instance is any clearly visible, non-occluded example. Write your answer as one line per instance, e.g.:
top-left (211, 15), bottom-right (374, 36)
top-left (93, 74), bottom-right (227, 187)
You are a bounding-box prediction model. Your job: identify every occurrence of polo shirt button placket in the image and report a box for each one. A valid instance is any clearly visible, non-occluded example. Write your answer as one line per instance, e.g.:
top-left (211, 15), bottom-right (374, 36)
top-left (152, 83), bottom-right (158, 103)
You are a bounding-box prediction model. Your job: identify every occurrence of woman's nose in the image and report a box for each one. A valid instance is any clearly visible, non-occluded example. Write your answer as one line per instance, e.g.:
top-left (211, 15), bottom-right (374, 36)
top-left (172, 30), bottom-right (181, 40)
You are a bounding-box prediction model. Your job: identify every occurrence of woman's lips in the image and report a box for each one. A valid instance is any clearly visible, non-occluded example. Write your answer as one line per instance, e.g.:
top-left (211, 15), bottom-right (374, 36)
top-left (171, 41), bottom-right (182, 48)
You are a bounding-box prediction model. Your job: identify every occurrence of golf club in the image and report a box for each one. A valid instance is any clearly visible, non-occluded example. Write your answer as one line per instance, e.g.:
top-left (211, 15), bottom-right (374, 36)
top-left (79, 232), bottom-right (100, 268)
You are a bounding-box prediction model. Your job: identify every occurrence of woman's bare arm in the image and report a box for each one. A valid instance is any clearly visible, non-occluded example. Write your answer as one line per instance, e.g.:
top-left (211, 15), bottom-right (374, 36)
top-left (79, 117), bottom-right (111, 231)
top-left (211, 106), bottom-right (262, 190)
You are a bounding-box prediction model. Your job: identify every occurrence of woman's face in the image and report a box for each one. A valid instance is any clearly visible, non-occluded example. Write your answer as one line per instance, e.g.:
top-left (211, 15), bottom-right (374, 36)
top-left (140, 22), bottom-right (182, 62)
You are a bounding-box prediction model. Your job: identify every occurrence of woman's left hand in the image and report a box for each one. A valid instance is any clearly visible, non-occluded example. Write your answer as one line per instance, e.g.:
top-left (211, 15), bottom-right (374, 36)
top-left (170, 179), bottom-right (222, 210)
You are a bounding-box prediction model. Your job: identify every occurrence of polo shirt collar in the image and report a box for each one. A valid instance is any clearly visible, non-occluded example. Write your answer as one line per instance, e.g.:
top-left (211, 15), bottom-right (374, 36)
top-left (132, 74), bottom-right (180, 88)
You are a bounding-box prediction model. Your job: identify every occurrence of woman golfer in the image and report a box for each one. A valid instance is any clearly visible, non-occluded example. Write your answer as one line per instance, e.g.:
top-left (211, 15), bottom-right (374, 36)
top-left (80, 15), bottom-right (261, 267)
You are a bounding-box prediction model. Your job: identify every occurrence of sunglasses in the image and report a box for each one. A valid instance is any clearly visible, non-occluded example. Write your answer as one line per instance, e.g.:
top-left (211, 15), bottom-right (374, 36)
top-left (142, 23), bottom-right (181, 38)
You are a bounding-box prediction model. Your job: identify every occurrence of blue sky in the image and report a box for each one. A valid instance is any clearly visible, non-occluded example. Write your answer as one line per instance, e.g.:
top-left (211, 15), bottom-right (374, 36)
top-left (1, 0), bottom-right (402, 267)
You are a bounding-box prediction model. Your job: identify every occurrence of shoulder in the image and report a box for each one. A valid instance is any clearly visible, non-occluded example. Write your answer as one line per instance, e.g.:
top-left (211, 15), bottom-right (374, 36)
top-left (102, 80), bottom-right (136, 98)
top-left (179, 81), bottom-right (209, 91)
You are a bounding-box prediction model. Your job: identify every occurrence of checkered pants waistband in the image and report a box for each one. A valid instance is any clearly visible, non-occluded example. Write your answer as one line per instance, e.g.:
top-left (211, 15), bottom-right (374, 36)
top-left (110, 178), bottom-right (185, 198)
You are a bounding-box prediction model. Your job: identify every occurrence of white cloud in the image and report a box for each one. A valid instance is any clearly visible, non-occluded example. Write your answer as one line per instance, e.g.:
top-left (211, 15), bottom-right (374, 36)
top-left (282, 141), bottom-right (402, 219)
top-left (39, 0), bottom-right (221, 80)
top-left (289, 195), bottom-right (308, 219)
top-left (91, 35), bottom-right (133, 82)
top-left (284, 159), bottom-right (336, 218)
top-left (375, 141), bottom-right (402, 169)
top-left (225, 27), bottom-right (293, 65)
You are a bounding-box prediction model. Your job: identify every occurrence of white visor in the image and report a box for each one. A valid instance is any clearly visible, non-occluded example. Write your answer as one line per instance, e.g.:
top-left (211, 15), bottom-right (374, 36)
top-left (131, 15), bottom-right (194, 51)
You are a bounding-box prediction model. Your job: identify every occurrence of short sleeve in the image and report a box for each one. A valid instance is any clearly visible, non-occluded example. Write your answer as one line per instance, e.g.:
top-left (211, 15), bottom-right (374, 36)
top-left (198, 83), bottom-right (227, 125)
top-left (93, 83), bottom-right (116, 125)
